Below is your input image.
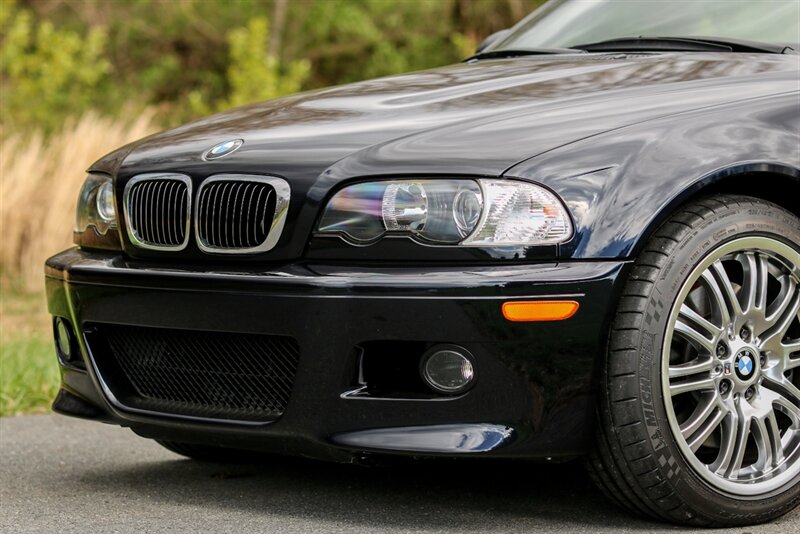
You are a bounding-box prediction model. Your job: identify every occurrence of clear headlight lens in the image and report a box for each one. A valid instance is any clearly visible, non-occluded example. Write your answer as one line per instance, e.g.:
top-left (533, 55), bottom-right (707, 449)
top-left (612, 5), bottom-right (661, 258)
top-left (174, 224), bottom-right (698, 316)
top-left (95, 180), bottom-right (116, 222)
top-left (74, 174), bottom-right (121, 250)
top-left (317, 178), bottom-right (572, 246)
top-left (76, 174), bottom-right (117, 235)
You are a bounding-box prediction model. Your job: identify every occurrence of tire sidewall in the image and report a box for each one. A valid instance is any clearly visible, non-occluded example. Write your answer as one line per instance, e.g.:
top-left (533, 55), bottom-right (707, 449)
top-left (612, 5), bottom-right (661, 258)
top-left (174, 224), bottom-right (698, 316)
top-left (636, 199), bottom-right (800, 523)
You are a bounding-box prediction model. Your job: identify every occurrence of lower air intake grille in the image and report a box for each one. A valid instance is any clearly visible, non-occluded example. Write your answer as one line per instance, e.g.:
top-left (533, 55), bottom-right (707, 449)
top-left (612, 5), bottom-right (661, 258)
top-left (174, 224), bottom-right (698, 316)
top-left (196, 178), bottom-right (277, 252)
top-left (88, 324), bottom-right (299, 422)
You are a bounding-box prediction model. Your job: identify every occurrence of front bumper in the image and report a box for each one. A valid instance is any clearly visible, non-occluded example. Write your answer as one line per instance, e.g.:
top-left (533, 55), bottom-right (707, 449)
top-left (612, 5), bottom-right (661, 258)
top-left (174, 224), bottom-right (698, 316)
top-left (45, 248), bottom-right (626, 462)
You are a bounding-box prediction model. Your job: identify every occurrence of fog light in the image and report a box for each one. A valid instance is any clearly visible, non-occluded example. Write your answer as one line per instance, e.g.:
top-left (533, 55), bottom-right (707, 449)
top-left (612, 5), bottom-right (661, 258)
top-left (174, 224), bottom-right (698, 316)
top-left (421, 345), bottom-right (475, 395)
top-left (54, 317), bottom-right (74, 362)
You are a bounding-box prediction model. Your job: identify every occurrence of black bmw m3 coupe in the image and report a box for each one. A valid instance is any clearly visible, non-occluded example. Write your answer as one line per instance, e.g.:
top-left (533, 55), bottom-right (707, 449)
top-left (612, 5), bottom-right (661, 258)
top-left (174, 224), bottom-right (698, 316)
top-left (45, 0), bottom-right (800, 526)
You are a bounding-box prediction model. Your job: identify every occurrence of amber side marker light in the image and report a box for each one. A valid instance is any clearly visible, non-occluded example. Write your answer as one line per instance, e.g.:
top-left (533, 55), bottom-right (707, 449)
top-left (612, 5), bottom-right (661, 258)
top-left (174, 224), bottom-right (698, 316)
top-left (502, 300), bottom-right (580, 322)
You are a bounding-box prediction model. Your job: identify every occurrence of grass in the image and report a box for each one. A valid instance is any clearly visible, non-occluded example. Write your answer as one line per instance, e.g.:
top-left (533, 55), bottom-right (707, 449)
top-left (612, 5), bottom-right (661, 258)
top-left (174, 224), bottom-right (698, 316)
top-left (0, 282), bottom-right (56, 416)
top-left (1, 334), bottom-right (58, 416)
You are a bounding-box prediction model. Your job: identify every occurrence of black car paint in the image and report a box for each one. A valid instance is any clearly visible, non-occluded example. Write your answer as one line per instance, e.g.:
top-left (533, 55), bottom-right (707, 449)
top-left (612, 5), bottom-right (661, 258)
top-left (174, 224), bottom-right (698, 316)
top-left (90, 52), bottom-right (799, 263)
top-left (48, 50), bottom-right (800, 460)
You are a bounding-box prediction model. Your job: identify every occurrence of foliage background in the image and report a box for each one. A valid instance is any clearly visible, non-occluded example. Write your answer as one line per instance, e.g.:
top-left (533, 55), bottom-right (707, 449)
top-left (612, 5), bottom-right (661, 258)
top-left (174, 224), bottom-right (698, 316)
top-left (1, 0), bottom-right (543, 133)
top-left (0, 0), bottom-right (543, 415)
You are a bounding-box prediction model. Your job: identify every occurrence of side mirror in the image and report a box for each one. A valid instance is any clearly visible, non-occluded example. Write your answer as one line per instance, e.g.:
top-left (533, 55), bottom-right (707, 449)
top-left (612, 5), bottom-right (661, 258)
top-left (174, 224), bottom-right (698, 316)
top-left (475, 29), bottom-right (510, 54)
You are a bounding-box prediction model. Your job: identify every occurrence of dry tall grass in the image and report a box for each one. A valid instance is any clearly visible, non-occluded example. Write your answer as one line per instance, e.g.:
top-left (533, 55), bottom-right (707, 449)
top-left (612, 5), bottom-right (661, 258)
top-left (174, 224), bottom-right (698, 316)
top-left (0, 112), bottom-right (156, 290)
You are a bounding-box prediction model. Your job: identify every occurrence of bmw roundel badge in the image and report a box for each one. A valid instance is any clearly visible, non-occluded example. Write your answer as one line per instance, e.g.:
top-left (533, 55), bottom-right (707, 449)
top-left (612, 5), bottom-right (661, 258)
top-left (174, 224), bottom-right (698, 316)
top-left (203, 139), bottom-right (244, 160)
top-left (735, 350), bottom-right (755, 379)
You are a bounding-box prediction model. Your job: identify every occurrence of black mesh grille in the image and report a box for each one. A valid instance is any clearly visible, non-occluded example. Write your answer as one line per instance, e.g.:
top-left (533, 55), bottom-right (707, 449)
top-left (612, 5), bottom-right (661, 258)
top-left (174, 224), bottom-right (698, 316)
top-left (126, 178), bottom-right (189, 248)
top-left (89, 324), bottom-right (299, 422)
top-left (197, 180), bottom-right (276, 250)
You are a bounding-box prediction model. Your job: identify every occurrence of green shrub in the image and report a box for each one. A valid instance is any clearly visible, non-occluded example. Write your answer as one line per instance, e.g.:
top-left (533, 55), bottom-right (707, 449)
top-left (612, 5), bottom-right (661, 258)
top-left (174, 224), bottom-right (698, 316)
top-left (189, 17), bottom-right (310, 115)
top-left (0, 3), bottom-right (111, 133)
top-left (1, 0), bottom-right (542, 132)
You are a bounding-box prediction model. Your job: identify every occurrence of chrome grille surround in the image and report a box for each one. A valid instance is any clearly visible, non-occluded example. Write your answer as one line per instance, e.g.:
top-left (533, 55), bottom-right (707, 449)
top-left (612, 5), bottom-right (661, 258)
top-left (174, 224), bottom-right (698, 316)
top-left (123, 173), bottom-right (192, 251)
top-left (194, 175), bottom-right (291, 254)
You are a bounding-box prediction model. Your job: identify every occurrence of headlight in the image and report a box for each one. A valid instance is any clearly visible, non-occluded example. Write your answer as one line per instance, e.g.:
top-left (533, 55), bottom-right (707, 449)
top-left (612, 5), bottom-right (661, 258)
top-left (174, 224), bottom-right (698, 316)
top-left (74, 174), bottom-right (121, 250)
top-left (317, 178), bottom-right (572, 246)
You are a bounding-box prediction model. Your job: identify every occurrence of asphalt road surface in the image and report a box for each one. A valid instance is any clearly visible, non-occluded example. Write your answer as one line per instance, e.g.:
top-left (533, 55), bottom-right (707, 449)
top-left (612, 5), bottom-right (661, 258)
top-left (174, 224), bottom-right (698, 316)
top-left (1, 415), bottom-right (798, 533)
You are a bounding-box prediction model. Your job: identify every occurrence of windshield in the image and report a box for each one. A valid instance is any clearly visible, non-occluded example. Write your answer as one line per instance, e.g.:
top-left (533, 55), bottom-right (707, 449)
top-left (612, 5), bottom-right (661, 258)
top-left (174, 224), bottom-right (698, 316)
top-left (495, 0), bottom-right (800, 51)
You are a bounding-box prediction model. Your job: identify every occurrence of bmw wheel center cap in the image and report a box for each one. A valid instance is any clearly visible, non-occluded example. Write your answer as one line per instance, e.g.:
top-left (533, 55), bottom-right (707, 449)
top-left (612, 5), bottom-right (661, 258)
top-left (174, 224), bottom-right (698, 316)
top-left (203, 139), bottom-right (244, 160)
top-left (734, 349), bottom-right (755, 380)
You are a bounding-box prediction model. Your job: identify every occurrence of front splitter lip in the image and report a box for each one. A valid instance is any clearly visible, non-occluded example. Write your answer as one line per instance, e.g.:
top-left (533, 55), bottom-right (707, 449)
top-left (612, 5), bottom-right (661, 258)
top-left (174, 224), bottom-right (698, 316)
top-left (332, 424), bottom-right (515, 454)
top-left (53, 384), bottom-right (515, 455)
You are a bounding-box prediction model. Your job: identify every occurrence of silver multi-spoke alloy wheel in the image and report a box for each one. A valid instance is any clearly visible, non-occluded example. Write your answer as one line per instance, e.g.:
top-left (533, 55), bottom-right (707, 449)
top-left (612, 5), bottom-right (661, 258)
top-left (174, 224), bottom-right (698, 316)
top-left (590, 196), bottom-right (800, 525)
top-left (663, 236), bottom-right (800, 496)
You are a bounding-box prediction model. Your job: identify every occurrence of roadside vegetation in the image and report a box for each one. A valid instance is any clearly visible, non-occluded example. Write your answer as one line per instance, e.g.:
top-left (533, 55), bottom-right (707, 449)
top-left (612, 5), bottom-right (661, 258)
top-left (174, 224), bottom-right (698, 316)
top-left (0, 282), bottom-right (54, 415)
top-left (0, 0), bottom-right (542, 415)
top-left (0, 113), bottom-right (155, 415)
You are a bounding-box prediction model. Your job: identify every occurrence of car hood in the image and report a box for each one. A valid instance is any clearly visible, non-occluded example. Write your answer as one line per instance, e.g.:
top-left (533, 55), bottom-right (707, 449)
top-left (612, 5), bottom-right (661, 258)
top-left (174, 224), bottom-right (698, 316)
top-left (97, 52), bottom-right (798, 183)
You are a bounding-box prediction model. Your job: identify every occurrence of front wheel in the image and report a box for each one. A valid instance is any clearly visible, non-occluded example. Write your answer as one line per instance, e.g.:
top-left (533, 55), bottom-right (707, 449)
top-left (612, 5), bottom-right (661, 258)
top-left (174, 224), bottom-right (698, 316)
top-left (588, 195), bottom-right (800, 526)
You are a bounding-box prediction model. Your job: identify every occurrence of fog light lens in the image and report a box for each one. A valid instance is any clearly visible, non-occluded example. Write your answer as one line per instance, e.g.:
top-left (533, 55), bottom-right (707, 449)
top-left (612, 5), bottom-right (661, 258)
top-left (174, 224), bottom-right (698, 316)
top-left (421, 346), bottom-right (475, 394)
top-left (54, 317), bottom-right (73, 361)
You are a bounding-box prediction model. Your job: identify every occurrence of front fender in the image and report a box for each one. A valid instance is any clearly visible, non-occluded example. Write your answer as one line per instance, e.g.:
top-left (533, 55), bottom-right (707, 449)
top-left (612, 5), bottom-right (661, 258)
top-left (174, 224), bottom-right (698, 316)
top-left (505, 92), bottom-right (800, 260)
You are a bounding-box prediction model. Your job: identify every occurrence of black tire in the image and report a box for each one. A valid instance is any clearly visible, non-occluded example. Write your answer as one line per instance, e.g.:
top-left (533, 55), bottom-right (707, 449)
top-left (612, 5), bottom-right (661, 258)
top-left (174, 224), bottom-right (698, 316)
top-left (588, 194), bottom-right (800, 526)
top-left (156, 439), bottom-right (270, 463)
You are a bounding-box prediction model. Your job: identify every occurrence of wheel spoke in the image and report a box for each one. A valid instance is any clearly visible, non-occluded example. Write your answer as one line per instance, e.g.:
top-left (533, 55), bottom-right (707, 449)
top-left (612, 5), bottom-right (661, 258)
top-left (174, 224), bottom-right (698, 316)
top-left (752, 416), bottom-right (772, 470)
top-left (765, 275), bottom-right (797, 327)
top-left (784, 341), bottom-right (800, 364)
top-left (763, 376), bottom-right (800, 427)
top-left (674, 316), bottom-right (716, 354)
top-left (712, 410), bottom-right (739, 475)
top-left (726, 403), bottom-right (752, 479)
top-left (680, 395), bottom-right (718, 436)
top-left (700, 269), bottom-right (732, 326)
top-left (679, 304), bottom-right (723, 339)
top-left (685, 403), bottom-right (726, 452)
top-left (776, 293), bottom-right (800, 336)
top-left (670, 376), bottom-right (716, 396)
top-left (766, 411), bottom-right (784, 466)
top-left (755, 254), bottom-right (770, 312)
top-left (738, 252), bottom-right (769, 316)
top-left (710, 260), bottom-right (743, 319)
top-left (752, 411), bottom-right (783, 471)
top-left (669, 356), bottom-right (714, 379)
top-left (761, 293), bottom-right (800, 352)
top-left (776, 376), bottom-right (800, 405)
